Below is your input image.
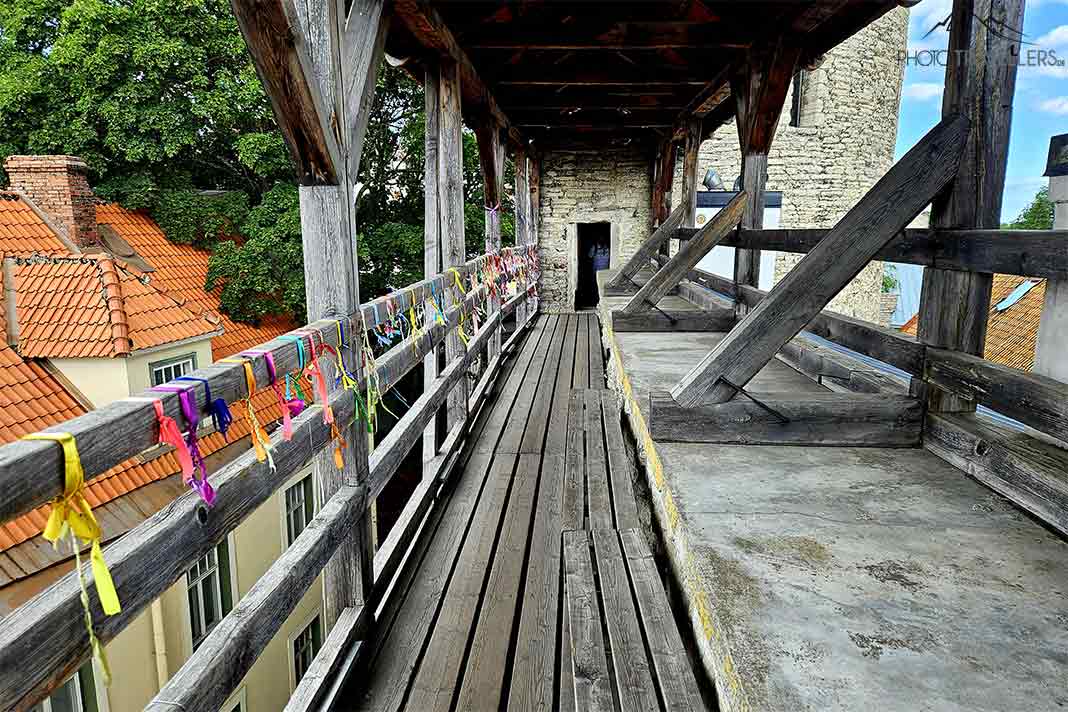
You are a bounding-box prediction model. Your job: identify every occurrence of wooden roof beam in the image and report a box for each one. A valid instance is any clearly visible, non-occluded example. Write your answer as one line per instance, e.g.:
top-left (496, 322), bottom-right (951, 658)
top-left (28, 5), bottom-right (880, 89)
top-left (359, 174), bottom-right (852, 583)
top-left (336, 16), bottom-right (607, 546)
top-left (460, 21), bottom-right (749, 50)
top-left (391, 0), bottom-right (523, 148)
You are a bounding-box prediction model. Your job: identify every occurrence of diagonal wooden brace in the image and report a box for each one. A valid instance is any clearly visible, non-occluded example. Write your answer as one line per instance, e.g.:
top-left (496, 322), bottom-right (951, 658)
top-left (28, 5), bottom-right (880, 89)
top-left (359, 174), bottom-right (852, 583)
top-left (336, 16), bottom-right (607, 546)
top-left (622, 191), bottom-right (748, 314)
top-left (605, 203), bottom-right (686, 291)
top-left (670, 113), bottom-right (971, 407)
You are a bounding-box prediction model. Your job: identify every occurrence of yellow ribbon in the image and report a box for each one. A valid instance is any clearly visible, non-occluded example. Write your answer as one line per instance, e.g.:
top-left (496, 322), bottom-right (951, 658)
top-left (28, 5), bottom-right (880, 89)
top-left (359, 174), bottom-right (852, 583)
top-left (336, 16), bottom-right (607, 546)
top-left (221, 358), bottom-right (275, 470)
top-left (22, 432), bottom-right (119, 684)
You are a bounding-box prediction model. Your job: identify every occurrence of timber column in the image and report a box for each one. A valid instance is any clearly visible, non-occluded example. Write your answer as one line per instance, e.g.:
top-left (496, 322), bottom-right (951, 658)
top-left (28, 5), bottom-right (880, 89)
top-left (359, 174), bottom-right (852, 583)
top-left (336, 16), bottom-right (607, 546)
top-left (422, 66), bottom-right (442, 475)
top-left (917, 0), bottom-right (1024, 412)
top-left (476, 123), bottom-right (504, 360)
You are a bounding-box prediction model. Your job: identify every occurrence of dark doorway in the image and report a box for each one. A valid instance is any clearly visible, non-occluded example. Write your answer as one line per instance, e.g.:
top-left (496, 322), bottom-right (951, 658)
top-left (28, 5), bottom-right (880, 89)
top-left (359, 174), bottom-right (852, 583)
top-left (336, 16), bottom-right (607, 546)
top-left (576, 222), bottom-right (610, 310)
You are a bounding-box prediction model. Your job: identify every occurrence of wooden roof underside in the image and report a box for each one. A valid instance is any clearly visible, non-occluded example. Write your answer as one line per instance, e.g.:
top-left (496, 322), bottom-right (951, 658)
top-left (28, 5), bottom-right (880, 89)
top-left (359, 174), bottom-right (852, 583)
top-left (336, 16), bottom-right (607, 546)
top-left (387, 0), bottom-right (903, 150)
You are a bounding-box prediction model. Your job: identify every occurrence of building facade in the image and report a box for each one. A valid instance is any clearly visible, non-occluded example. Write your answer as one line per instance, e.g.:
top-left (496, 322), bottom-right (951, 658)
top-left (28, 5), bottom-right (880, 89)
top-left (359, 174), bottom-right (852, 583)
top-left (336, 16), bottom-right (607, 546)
top-left (535, 7), bottom-right (909, 322)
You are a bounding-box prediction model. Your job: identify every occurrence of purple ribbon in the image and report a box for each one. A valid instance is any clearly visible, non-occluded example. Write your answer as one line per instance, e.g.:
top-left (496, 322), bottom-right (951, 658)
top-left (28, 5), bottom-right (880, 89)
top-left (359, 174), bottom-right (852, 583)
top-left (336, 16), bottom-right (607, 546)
top-left (152, 385), bottom-right (215, 507)
top-left (176, 376), bottom-right (232, 440)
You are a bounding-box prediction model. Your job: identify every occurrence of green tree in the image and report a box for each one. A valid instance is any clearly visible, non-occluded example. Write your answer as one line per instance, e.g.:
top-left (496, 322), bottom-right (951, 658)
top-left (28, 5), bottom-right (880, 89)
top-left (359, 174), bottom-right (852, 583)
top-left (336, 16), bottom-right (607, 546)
top-left (1003, 187), bottom-right (1054, 230)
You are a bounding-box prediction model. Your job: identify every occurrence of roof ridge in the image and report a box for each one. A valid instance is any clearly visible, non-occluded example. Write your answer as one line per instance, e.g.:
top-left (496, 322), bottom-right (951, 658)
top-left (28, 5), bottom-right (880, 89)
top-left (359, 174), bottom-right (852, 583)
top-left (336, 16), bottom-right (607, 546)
top-left (95, 257), bottom-right (132, 356)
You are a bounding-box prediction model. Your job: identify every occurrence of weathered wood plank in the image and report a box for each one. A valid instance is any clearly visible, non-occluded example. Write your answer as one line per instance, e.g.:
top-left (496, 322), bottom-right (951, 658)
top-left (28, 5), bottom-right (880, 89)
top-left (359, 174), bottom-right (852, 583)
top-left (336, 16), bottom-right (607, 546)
top-left (574, 314), bottom-right (591, 389)
top-left (562, 530), bottom-right (614, 712)
top-left (520, 314), bottom-right (568, 453)
top-left (585, 390), bottom-right (613, 531)
top-left (925, 413), bottom-right (1068, 536)
top-left (588, 313), bottom-right (605, 388)
top-left (652, 137), bottom-right (677, 224)
top-left (605, 203), bottom-right (686, 290)
top-left (422, 64), bottom-right (442, 476)
top-left (671, 115), bottom-right (969, 406)
top-left (925, 348), bottom-right (1068, 444)
top-left (339, 0), bottom-right (388, 187)
top-left (498, 315), bottom-right (561, 454)
top-left (917, 0), bottom-right (1023, 413)
top-left (229, 0), bottom-right (340, 184)
top-left (403, 455), bottom-right (516, 711)
top-left (563, 390), bottom-right (586, 532)
top-left (601, 391), bottom-right (640, 531)
top-left (618, 529), bottom-right (705, 711)
top-left (454, 454), bottom-right (540, 709)
top-left (145, 484), bottom-right (365, 712)
top-left (0, 390), bottom-right (358, 710)
top-left (734, 153), bottom-right (766, 302)
top-left (650, 392), bottom-right (923, 446)
top-left (591, 529), bottom-right (660, 711)
top-left (680, 118), bottom-right (702, 228)
top-left (622, 191), bottom-right (746, 313)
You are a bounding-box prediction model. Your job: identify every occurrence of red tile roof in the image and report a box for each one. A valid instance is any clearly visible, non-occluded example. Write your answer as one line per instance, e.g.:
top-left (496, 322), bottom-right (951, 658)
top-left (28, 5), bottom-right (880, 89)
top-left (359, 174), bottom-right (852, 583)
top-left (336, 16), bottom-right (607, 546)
top-left (0, 193), bottom-right (70, 255)
top-left (900, 274), bottom-right (1045, 372)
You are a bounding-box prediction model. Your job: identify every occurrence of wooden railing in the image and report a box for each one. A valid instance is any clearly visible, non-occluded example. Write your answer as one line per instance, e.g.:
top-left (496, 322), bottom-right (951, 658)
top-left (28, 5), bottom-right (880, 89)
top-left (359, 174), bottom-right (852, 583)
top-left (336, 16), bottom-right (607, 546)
top-left (0, 246), bottom-right (537, 711)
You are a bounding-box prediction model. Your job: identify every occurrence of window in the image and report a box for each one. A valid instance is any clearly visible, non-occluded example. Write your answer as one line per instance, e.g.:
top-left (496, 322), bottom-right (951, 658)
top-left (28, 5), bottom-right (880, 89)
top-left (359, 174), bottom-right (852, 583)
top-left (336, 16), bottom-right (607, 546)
top-left (151, 354), bottom-right (196, 386)
top-left (186, 539), bottom-right (234, 649)
top-left (789, 70), bottom-right (807, 127)
top-left (221, 689), bottom-right (246, 712)
top-left (29, 664), bottom-right (98, 712)
top-left (284, 476), bottom-right (316, 546)
top-left (292, 615), bottom-right (323, 686)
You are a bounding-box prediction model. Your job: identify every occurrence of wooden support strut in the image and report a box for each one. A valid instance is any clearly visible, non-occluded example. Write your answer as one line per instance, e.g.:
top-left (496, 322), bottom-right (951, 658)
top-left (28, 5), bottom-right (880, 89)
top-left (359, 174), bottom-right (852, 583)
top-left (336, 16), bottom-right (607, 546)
top-left (605, 203), bottom-right (686, 291)
top-left (622, 191), bottom-right (747, 313)
top-left (671, 114), bottom-right (970, 407)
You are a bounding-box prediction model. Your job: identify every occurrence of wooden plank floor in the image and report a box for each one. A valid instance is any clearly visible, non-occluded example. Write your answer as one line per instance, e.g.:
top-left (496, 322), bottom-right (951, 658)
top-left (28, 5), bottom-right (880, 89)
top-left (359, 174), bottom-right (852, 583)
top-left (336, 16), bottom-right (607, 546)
top-left (346, 312), bottom-right (705, 712)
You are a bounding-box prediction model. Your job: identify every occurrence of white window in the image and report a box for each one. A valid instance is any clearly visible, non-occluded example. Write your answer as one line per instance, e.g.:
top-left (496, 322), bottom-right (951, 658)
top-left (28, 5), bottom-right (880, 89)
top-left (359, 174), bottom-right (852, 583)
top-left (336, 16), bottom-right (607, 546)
top-left (284, 476), bottom-right (316, 547)
top-left (151, 354), bottom-right (196, 386)
top-left (292, 615), bottom-right (323, 686)
top-left (221, 688), bottom-right (246, 712)
top-left (30, 664), bottom-right (98, 712)
top-left (186, 539), bottom-right (234, 649)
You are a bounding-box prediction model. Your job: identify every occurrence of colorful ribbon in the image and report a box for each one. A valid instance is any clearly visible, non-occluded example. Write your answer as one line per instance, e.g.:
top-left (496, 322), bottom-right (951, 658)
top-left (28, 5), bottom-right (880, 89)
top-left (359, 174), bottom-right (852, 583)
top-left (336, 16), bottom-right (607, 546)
top-left (151, 387), bottom-right (214, 506)
top-left (220, 357), bottom-right (275, 471)
top-left (145, 398), bottom-right (195, 483)
top-left (21, 431), bottom-right (119, 683)
top-left (176, 376), bottom-right (233, 440)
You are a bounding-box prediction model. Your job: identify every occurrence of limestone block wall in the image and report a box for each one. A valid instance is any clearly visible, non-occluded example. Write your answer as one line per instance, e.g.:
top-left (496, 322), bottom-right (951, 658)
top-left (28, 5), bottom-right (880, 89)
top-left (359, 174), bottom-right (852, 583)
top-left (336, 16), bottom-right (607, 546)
top-left (679, 7), bottom-right (909, 323)
top-left (536, 147), bottom-right (654, 311)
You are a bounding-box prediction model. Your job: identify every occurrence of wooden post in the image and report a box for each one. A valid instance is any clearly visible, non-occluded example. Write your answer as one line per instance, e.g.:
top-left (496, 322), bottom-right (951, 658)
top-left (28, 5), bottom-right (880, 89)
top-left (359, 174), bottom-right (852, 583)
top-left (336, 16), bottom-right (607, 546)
top-left (439, 59), bottom-right (468, 429)
top-left (652, 138), bottom-right (677, 226)
top-left (733, 153), bottom-right (767, 312)
top-left (528, 149), bottom-right (541, 313)
top-left (515, 145), bottom-right (530, 323)
top-left (916, 0), bottom-right (1023, 412)
top-left (1035, 148), bottom-right (1068, 381)
top-left (422, 65), bottom-right (442, 476)
top-left (476, 123), bottom-right (503, 360)
top-left (293, 0), bottom-right (387, 629)
top-left (680, 118), bottom-right (701, 229)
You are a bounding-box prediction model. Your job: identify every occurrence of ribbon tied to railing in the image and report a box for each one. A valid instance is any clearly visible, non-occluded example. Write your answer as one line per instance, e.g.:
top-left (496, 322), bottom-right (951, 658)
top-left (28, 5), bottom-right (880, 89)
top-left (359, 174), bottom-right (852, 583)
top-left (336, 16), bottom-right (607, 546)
top-left (176, 375), bottom-right (233, 440)
top-left (149, 387), bottom-right (214, 506)
top-left (220, 356), bottom-right (275, 471)
top-left (21, 431), bottom-right (120, 684)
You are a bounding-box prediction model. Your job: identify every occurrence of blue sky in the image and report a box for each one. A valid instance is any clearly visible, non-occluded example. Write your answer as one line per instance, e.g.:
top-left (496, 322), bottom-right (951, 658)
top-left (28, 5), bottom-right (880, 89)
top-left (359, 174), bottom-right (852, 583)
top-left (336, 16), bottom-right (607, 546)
top-left (895, 0), bottom-right (1068, 223)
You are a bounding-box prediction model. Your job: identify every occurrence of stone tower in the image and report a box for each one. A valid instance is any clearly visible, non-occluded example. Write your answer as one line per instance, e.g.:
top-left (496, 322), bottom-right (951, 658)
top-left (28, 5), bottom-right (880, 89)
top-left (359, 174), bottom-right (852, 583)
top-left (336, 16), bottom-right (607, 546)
top-left (535, 7), bottom-right (909, 320)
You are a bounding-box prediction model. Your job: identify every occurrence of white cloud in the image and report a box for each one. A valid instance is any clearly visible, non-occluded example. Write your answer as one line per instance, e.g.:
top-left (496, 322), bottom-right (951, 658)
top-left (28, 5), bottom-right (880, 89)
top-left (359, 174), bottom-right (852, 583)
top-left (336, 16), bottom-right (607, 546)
top-left (1035, 25), bottom-right (1068, 46)
top-left (903, 82), bottom-right (944, 101)
top-left (1039, 96), bottom-right (1068, 114)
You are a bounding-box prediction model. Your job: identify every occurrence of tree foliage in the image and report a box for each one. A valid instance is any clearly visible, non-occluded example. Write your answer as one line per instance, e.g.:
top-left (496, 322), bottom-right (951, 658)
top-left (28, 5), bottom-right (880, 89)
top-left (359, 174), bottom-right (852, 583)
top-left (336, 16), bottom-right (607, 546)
top-left (0, 0), bottom-right (514, 325)
top-left (1003, 187), bottom-right (1054, 230)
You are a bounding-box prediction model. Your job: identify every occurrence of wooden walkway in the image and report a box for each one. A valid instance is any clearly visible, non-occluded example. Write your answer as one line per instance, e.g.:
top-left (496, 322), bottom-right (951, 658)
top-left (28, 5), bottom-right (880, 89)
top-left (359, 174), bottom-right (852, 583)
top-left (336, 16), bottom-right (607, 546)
top-left (347, 312), bottom-right (705, 712)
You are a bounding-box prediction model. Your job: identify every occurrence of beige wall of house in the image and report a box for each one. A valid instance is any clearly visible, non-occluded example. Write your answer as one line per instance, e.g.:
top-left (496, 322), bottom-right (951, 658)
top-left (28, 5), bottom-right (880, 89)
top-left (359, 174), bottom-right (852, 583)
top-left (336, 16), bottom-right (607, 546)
top-left (126, 339), bottom-right (215, 397)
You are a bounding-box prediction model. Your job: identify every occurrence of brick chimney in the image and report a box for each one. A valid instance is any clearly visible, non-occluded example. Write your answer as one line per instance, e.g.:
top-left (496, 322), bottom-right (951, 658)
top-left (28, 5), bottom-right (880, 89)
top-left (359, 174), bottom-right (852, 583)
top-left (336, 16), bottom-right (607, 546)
top-left (4, 155), bottom-right (99, 247)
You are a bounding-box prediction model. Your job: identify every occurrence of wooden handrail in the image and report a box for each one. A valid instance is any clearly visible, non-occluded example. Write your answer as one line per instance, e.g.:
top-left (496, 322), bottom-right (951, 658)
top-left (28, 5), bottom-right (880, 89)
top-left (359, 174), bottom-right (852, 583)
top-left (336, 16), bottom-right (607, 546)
top-left (0, 248), bottom-right (524, 526)
top-left (0, 283), bottom-right (531, 710)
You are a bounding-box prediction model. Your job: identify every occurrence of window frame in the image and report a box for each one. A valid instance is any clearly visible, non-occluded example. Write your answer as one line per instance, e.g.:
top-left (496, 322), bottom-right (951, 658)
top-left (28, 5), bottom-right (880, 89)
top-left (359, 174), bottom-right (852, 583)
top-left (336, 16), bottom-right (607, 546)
top-left (282, 472), bottom-right (317, 549)
top-left (34, 661), bottom-right (104, 712)
top-left (184, 533), bottom-right (238, 652)
top-left (220, 687), bottom-right (247, 712)
top-left (789, 69), bottom-right (806, 128)
top-left (288, 609), bottom-right (324, 691)
top-left (150, 353), bottom-right (197, 387)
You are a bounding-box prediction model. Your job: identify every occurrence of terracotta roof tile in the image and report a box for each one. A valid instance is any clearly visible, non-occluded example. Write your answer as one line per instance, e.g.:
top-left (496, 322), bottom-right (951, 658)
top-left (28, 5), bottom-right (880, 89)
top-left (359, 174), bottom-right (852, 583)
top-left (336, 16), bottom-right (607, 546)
top-left (0, 194), bottom-right (70, 255)
top-left (900, 274), bottom-right (1044, 372)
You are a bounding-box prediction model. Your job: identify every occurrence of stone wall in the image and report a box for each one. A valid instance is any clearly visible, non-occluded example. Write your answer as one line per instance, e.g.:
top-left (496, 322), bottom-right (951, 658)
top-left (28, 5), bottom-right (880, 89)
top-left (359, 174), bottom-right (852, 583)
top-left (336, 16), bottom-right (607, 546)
top-left (536, 146), bottom-right (654, 311)
top-left (686, 7), bottom-right (909, 322)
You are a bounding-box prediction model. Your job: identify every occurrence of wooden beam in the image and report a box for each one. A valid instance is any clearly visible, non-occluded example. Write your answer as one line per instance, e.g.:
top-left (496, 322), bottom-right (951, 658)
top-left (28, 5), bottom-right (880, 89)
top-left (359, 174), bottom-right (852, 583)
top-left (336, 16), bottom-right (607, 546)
top-left (734, 153), bottom-right (766, 307)
top-left (925, 347), bottom-right (1068, 444)
top-left (422, 64), bottom-right (442, 476)
top-left (476, 122), bottom-right (503, 362)
top-left (340, 0), bottom-right (389, 186)
top-left (623, 191), bottom-right (746, 313)
top-left (439, 59), bottom-right (468, 430)
top-left (529, 149), bottom-right (541, 245)
top-left (679, 118), bottom-right (701, 228)
top-left (671, 114), bottom-right (969, 406)
top-left (514, 144), bottom-right (530, 323)
top-left (917, 0), bottom-right (1023, 412)
top-left (731, 39), bottom-right (801, 157)
top-left (283, 607), bottom-right (370, 712)
top-left (391, 0), bottom-right (522, 148)
top-left (463, 22), bottom-right (747, 50)
top-left (229, 0), bottom-right (341, 184)
top-left (649, 392), bottom-right (923, 446)
top-left (604, 203), bottom-right (686, 291)
top-left (679, 227), bottom-right (1068, 280)
top-left (925, 412), bottom-right (1068, 537)
top-left (611, 309), bottom-right (735, 333)
top-left (145, 486), bottom-right (365, 712)
top-left (652, 138), bottom-right (676, 224)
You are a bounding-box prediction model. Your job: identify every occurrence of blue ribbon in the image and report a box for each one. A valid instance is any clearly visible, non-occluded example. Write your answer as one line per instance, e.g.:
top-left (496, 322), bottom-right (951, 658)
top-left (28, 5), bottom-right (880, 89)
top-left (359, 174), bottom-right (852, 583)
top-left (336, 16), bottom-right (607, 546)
top-left (176, 376), bottom-right (233, 441)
